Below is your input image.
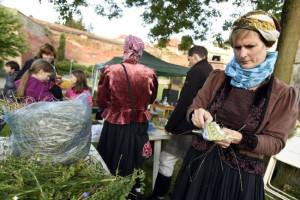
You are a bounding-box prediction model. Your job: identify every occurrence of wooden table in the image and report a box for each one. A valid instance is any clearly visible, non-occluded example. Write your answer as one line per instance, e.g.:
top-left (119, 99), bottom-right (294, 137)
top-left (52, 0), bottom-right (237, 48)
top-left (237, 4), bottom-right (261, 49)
top-left (148, 129), bottom-right (170, 189)
top-left (151, 104), bottom-right (175, 119)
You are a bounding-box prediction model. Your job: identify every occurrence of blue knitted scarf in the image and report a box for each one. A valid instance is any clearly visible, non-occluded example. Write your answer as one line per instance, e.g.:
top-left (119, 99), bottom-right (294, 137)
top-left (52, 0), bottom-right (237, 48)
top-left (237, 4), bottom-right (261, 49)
top-left (225, 51), bottom-right (278, 89)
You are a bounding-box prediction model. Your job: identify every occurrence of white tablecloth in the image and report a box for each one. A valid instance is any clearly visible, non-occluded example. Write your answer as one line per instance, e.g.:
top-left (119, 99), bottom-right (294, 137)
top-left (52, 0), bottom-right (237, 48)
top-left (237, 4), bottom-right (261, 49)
top-left (91, 124), bottom-right (103, 142)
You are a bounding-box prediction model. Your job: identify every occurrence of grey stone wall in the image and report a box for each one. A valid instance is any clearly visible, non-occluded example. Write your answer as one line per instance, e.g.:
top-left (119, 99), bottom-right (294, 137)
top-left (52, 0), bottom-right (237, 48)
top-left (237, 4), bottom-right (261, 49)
top-left (18, 12), bottom-right (45, 37)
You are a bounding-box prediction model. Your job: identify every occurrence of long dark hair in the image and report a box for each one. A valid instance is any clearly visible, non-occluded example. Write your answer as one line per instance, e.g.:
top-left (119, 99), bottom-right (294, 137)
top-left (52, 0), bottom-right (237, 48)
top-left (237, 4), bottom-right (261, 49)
top-left (71, 70), bottom-right (89, 94)
top-left (17, 59), bottom-right (55, 98)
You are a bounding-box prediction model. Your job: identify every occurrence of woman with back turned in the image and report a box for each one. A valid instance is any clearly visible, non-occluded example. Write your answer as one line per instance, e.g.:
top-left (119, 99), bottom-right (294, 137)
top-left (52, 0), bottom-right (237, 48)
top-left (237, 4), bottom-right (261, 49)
top-left (96, 35), bottom-right (158, 199)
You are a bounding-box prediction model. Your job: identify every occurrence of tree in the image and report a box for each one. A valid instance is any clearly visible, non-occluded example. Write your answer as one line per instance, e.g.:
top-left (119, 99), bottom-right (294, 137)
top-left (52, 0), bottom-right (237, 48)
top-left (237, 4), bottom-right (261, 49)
top-left (125, 0), bottom-right (286, 48)
top-left (39, 0), bottom-right (300, 84)
top-left (0, 5), bottom-right (27, 63)
top-left (64, 17), bottom-right (86, 31)
top-left (254, 0), bottom-right (284, 21)
top-left (178, 36), bottom-right (193, 52)
top-left (39, 0), bottom-right (286, 47)
top-left (57, 33), bottom-right (66, 61)
top-left (273, 0), bottom-right (300, 85)
top-left (38, 0), bottom-right (123, 23)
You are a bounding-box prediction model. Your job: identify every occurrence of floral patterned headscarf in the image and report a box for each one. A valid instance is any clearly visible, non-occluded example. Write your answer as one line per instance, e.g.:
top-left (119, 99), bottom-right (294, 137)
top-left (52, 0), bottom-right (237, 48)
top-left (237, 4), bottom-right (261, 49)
top-left (232, 10), bottom-right (281, 46)
top-left (123, 35), bottom-right (144, 64)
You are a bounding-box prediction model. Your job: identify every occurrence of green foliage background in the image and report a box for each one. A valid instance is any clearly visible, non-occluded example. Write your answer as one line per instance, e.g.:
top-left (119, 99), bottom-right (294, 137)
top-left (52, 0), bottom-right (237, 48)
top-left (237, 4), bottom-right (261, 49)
top-left (57, 33), bottom-right (66, 61)
top-left (55, 60), bottom-right (93, 78)
top-left (0, 5), bottom-right (28, 63)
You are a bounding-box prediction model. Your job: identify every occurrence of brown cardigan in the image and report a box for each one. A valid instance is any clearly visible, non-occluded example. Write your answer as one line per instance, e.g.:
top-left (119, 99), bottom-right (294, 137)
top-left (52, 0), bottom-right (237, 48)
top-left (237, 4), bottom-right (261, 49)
top-left (187, 70), bottom-right (298, 159)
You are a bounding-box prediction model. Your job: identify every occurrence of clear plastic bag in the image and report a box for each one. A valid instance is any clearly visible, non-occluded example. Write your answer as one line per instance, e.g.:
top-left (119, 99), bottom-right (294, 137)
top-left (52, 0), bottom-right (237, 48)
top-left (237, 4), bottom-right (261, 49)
top-left (4, 93), bottom-right (92, 165)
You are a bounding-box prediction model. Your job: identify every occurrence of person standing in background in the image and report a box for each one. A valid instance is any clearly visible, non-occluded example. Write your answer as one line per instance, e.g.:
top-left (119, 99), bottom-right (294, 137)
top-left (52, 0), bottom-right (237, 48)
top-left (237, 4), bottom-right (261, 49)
top-left (96, 35), bottom-right (158, 200)
top-left (15, 43), bottom-right (56, 81)
top-left (147, 46), bottom-right (213, 200)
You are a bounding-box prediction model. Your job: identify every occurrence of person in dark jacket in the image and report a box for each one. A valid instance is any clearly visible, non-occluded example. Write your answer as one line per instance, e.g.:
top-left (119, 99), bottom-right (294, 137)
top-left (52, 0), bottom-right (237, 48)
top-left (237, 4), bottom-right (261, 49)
top-left (0, 61), bottom-right (20, 131)
top-left (0, 61), bottom-right (20, 102)
top-left (147, 46), bottom-right (213, 200)
top-left (15, 43), bottom-right (56, 81)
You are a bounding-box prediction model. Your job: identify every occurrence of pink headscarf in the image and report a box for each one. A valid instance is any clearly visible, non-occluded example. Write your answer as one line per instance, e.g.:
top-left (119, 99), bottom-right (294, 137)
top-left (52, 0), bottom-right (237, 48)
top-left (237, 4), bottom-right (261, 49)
top-left (123, 35), bottom-right (144, 64)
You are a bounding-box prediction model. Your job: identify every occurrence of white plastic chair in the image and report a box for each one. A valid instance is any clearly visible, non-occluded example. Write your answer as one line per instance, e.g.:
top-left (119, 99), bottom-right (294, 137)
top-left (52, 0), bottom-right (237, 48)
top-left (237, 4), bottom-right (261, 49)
top-left (264, 131), bottom-right (300, 200)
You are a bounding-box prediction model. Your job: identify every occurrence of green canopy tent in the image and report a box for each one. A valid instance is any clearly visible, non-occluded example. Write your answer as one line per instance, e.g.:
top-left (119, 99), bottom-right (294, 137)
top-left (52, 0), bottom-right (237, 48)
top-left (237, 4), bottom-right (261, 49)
top-left (92, 51), bottom-right (189, 95)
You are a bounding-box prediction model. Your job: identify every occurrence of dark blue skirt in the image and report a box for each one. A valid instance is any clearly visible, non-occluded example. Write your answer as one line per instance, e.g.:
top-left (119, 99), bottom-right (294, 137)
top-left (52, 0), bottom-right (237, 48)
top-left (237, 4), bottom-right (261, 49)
top-left (97, 121), bottom-right (150, 177)
top-left (172, 146), bottom-right (265, 200)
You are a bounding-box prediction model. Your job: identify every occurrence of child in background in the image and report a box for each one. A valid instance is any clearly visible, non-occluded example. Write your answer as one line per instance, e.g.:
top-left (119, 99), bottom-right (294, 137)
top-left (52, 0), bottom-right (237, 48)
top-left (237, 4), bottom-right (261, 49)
top-left (65, 70), bottom-right (92, 107)
top-left (15, 59), bottom-right (56, 104)
top-left (0, 61), bottom-right (20, 131)
top-left (0, 61), bottom-right (20, 102)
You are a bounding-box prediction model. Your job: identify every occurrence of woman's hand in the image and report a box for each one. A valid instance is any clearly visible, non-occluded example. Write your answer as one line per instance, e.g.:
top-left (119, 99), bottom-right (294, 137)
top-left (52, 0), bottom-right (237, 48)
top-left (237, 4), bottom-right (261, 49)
top-left (215, 127), bottom-right (243, 148)
top-left (191, 108), bottom-right (213, 129)
top-left (165, 131), bottom-right (172, 136)
top-left (214, 139), bottom-right (232, 149)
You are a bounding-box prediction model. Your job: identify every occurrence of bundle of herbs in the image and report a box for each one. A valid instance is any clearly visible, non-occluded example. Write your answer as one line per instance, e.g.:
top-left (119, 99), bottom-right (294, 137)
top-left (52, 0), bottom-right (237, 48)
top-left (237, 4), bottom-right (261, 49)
top-left (0, 155), bottom-right (145, 199)
top-left (2, 94), bottom-right (92, 165)
top-left (0, 98), bottom-right (26, 115)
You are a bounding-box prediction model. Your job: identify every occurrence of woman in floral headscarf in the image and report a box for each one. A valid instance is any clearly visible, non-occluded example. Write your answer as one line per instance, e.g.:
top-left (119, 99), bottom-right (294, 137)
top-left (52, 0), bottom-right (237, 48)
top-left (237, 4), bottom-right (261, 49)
top-left (171, 11), bottom-right (298, 200)
top-left (96, 35), bottom-right (158, 198)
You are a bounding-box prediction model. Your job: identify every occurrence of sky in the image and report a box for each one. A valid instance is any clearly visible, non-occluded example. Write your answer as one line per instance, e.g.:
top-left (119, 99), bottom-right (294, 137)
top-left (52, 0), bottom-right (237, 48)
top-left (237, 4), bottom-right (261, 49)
top-left (0, 0), bottom-right (253, 45)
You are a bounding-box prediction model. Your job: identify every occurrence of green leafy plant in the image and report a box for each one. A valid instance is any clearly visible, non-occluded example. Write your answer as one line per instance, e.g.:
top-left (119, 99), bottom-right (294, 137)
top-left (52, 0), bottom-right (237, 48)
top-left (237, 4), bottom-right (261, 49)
top-left (0, 155), bottom-right (145, 199)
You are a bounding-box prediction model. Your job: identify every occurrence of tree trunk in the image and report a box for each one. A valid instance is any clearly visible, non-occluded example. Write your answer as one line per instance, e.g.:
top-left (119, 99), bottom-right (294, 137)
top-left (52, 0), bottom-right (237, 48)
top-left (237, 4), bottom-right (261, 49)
top-left (274, 0), bottom-right (300, 84)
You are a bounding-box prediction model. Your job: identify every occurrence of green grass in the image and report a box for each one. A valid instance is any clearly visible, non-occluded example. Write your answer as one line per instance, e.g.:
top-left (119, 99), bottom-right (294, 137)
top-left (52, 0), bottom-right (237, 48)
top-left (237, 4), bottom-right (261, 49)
top-left (142, 154), bottom-right (182, 199)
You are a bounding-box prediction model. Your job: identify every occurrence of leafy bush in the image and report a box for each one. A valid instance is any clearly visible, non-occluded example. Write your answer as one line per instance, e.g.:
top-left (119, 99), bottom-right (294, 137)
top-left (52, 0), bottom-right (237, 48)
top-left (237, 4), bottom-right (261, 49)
top-left (0, 60), bottom-right (4, 68)
top-left (55, 61), bottom-right (94, 78)
top-left (55, 61), bottom-right (70, 74)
